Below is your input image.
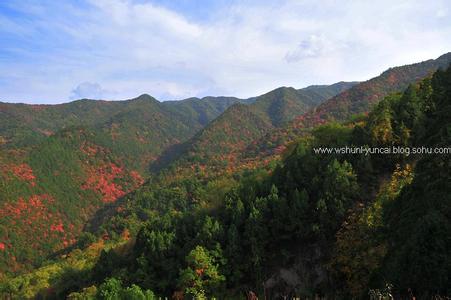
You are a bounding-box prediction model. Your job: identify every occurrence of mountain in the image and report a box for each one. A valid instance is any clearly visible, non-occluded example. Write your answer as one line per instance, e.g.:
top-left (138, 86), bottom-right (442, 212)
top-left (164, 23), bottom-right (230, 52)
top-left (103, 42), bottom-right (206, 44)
top-left (248, 82), bottom-right (358, 127)
top-left (247, 52), bottom-right (451, 159)
top-left (0, 94), bottom-right (246, 150)
top-left (152, 82), bottom-right (357, 175)
top-left (0, 94), bottom-right (253, 273)
top-left (297, 52), bottom-right (451, 127)
top-left (1, 82), bottom-right (354, 274)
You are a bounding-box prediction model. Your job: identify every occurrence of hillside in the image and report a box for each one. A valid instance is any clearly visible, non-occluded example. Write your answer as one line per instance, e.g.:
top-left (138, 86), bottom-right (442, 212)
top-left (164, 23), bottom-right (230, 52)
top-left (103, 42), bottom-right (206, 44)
top-left (158, 53), bottom-right (451, 178)
top-left (155, 82), bottom-right (357, 175)
top-left (247, 52), bottom-right (451, 159)
top-left (0, 94), bottom-right (245, 151)
top-left (294, 52), bottom-right (451, 128)
top-left (0, 94), bottom-right (252, 273)
top-left (0, 129), bottom-right (144, 273)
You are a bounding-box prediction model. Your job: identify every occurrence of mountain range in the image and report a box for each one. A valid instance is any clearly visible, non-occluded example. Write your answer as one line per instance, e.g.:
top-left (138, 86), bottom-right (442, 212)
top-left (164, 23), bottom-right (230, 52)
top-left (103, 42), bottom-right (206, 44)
top-left (0, 52), bottom-right (450, 299)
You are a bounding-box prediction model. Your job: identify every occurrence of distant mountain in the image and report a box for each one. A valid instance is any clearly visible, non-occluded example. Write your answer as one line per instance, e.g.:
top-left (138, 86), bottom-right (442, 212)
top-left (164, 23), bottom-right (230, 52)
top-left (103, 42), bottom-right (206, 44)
top-left (0, 95), bottom-right (247, 150)
top-left (155, 82), bottom-right (357, 174)
top-left (297, 52), bottom-right (451, 126)
top-left (250, 82), bottom-right (358, 127)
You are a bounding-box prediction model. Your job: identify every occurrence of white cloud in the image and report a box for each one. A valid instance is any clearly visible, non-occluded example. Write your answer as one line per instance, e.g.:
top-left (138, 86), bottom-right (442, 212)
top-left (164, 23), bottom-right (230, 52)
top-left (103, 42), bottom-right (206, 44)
top-left (70, 82), bottom-right (111, 100)
top-left (284, 34), bottom-right (350, 62)
top-left (1, 0), bottom-right (451, 103)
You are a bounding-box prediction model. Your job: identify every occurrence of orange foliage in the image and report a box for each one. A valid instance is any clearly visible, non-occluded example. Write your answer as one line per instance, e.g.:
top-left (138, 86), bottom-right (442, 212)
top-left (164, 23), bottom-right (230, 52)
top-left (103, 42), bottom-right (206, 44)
top-left (82, 163), bottom-right (126, 203)
top-left (8, 163), bottom-right (36, 186)
top-left (50, 222), bottom-right (64, 233)
top-left (195, 268), bottom-right (205, 276)
top-left (121, 229), bottom-right (131, 241)
top-left (129, 170), bottom-right (144, 186)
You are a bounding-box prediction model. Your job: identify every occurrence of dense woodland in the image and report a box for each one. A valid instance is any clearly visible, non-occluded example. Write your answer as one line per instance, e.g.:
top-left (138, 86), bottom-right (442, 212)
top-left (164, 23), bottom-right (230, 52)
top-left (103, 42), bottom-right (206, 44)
top-left (0, 54), bottom-right (450, 299)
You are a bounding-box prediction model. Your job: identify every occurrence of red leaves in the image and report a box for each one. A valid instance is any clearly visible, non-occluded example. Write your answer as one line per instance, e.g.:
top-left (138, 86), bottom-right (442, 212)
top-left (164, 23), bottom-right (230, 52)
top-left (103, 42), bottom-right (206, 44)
top-left (50, 222), bottom-right (64, 233)
top-left (0, 194), bottom-right (72, 261)
top-left (195, 268), bottom-right (205, 276)
top-left (81, 145), bottom-right (99, 156)
top-left (82, 163), bottom-right (126, 203)
top-left (8, 163), bottom-right (36, 186)
top-left (121, 229), bottom-right (130, 240)
top-left (82, 161), bottom-right (143, 203)
top-left (130, 170), bottom-right (144, 186)
top-left (0, 194), bottom-right (55, 222)
top-left (109, 163), bottom-right (123, 175)
top-left (274, 145), bottom-right (286, 155)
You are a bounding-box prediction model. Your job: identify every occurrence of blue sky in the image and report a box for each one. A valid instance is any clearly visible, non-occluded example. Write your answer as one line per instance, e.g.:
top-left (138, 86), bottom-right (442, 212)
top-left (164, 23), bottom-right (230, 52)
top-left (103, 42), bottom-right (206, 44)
top-left (1, 0), bottom-right (451, 104)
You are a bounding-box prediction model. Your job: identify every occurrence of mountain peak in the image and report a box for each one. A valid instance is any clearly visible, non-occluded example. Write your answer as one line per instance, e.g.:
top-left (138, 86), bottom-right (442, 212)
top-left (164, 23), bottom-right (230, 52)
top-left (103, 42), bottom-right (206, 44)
top-left (436, 52), bottom-right (451, 63)
top-left (134, 94), bottom-right (158, 102)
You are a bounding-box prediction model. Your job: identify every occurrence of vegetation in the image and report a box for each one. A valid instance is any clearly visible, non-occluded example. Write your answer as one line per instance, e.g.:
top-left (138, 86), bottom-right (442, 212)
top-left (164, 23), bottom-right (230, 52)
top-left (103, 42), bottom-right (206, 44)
top-left (0, 55), bottom-right (450, 299)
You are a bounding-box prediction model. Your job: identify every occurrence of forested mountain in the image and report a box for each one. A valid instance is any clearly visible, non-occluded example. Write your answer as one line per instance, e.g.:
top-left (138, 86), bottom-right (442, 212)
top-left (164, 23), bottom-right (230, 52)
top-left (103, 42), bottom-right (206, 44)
top-left (157, 53), bottom-right (451, 179)
top-left (247, 52), bottom-right (451, 159)
top-left (311, 52), bottom-right (451, 122)
top-left (0, 94), bottom-right (245, 151)
top-left (154, 82), bottom-right (357, 175)
top-left (0, 54), bottom-right (450, 299)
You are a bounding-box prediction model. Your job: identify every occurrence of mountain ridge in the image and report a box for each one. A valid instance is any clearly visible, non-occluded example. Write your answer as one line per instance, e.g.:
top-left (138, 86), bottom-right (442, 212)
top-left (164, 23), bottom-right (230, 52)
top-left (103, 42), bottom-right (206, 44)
top-left (151, 82), bottom-right (358, 174)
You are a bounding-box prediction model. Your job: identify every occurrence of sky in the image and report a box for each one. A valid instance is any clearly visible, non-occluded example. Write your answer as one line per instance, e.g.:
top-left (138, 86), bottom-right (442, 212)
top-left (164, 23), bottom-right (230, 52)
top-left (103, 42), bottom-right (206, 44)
top-left (0, 0), bottom-right (450, 104)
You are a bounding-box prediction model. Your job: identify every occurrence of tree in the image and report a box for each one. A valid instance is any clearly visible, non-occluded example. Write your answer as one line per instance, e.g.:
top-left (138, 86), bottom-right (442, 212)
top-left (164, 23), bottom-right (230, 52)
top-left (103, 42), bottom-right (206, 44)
top-left (121, 284), bottom-right (155, 300)
top-left (97, 278), bottom-right (122, 300)
top-left (178, 246), bottom-right (225, 299)
top-left (133, 223), bottom-right (178, 293)
top-left (315, 159), bottom-right (359, 239)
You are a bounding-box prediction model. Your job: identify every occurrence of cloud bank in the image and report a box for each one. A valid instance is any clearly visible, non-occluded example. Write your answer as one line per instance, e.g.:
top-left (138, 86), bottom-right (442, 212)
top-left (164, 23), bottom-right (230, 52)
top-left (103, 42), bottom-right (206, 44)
top-left (0, 0), bottom-right (450, 103)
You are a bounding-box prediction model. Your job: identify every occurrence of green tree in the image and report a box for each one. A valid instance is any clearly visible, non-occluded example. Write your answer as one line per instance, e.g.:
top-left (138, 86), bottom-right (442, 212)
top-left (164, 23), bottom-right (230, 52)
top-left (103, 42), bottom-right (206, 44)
top-left (121, 284), bottom-right (155, 300)
top-left (178, 246), bottom-right (225, 299)
top-left (315, 159), bottom-right (359, 239)
top-left (97, 278), bottom-right (122, 300)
